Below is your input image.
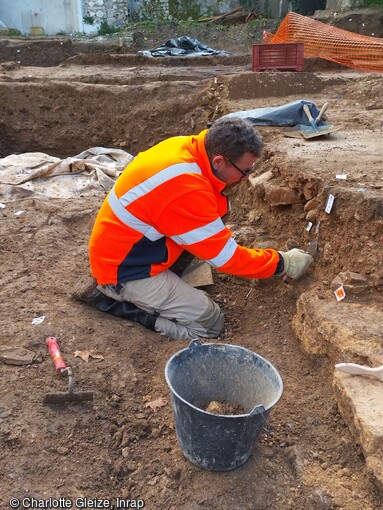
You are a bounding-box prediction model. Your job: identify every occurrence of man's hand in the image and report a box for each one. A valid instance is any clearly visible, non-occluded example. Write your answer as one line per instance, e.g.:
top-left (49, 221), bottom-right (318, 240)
top-left (278, 249), bottom-right (314, 280)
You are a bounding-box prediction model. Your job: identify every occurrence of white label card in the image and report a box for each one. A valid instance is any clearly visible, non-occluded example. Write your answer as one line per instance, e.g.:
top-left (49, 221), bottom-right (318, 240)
top-left (325, 194), bottom-right (335, 214)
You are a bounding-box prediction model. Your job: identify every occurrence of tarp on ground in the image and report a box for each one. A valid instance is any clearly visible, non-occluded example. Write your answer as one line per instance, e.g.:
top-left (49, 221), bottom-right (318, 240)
top-left (0, 147), bottom-right (133, 200)
top-left (221, 100), bottom-right (325, 127)
top-left (137, 36), bottom-right (232, 57)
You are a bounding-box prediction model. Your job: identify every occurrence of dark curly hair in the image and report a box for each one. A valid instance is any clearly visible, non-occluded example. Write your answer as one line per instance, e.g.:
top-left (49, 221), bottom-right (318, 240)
top-left (205, 117), bottom-right (263, 161)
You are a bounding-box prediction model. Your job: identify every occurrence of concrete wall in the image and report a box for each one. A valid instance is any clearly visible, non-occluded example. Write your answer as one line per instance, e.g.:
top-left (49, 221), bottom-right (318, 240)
top-left (0, 0), bottom-right (84, 35)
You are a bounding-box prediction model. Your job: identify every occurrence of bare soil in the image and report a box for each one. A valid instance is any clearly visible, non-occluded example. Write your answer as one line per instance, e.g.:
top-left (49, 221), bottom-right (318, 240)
top-left (0, 12), bottom-right (382, 510)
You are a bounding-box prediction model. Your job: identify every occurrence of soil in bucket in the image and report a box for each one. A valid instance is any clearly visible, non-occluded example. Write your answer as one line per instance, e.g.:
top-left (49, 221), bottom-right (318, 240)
top-left (165, 339), bottom-right (283, 471)
top-left (194, 400), bottom-right (246, 415)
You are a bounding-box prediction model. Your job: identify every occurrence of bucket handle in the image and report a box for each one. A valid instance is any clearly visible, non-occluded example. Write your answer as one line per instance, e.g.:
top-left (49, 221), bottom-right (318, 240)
top-left (188, 337), bottom-right (203, 349)
top-left (249, 404), bottom-right (271, 432)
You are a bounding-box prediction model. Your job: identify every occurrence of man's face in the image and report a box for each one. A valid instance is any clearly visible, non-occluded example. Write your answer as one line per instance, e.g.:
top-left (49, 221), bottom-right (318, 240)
top-left (211, 152), bottom-right (258, 188)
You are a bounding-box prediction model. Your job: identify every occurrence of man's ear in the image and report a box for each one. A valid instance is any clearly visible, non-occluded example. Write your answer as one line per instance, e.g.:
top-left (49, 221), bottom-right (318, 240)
top-left (211, 154), bottom-right (223, 167)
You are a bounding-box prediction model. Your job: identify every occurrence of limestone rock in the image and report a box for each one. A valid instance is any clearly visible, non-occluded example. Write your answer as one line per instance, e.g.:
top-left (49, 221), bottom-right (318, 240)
top-left (249, 169), bottom-right (273, 187)
top-left (366, 456), bottom-right (383, 492)
top-left (305, 208), bottom-right (318, 222)
top-left (263, 182), bottom-right (300, 206)
top-left (334, 371), bottom-right (383, 455)
top-left (292, 289), bottom-right (383, 357)
top-left (249, 170), bottom-right (273, 199)
top-left (330, 271), bottom-right (368, 294)
top-left (304, 197), bottom-right (320, 212)
top-left (370, 269), bottom-right (383, 290)
top-left (333, 371), bottom-right (383, 489)
top-left (302, 181), bottom-right (318, 200)
top-left (0, 346), bottom-right (36, 365)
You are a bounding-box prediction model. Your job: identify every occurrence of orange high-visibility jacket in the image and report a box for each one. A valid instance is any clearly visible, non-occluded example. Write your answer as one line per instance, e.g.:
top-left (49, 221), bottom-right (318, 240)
top-left (89, 130), bottom-right (279, 285)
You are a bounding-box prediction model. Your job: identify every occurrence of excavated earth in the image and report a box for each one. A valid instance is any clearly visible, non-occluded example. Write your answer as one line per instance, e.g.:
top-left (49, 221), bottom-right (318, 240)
top-left (0, 15), bottom-right (383, 510)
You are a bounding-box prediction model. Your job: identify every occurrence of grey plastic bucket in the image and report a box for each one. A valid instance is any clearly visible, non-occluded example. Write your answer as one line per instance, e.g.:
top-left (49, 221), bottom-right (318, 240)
top-left (165, 339), bottom-right (283, 471)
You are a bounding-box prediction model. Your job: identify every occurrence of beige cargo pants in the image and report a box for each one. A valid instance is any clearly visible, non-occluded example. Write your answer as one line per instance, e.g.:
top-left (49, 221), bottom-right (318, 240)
top-left (98, 269), bottom-right (224, 341)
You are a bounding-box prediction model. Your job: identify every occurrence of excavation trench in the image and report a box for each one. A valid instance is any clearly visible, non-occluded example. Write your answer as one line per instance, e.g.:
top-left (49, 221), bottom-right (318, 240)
top-left (0, 54), bottom-right (382, 509)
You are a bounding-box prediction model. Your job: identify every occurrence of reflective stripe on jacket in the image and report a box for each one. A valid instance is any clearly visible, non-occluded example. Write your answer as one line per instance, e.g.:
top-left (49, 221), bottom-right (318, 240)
top-left (89, 130), bottom-right (279, 285)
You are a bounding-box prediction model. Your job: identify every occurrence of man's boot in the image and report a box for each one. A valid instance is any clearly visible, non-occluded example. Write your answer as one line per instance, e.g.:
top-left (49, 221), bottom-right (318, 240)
top-left (71, 275), bottom-right (158, 331)
top-left (71, 275), bottom-right (101, 303)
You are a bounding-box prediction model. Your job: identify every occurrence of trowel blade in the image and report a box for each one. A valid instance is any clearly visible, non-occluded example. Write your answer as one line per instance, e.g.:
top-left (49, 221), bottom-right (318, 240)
top-left (307, 239), bottom-right (318, 258)
top-left (43, 391), bottom-right (94, 405)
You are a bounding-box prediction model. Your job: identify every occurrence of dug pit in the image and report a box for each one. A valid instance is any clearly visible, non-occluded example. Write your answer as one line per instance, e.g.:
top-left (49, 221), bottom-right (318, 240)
top-left (0, 37), bottom-right (382, 509)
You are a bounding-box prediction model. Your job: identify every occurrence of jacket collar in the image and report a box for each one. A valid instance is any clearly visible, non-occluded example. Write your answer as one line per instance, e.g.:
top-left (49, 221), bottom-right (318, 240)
top-left (190, 130), bottom-right (227, 194)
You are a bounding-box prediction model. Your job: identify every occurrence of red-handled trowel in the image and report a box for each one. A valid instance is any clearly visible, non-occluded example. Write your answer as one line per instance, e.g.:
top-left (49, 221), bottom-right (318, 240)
top-left (43, 337), bottom-right (94, 404)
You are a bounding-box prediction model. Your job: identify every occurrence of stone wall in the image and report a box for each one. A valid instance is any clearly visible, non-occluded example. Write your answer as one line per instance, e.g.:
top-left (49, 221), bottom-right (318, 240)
top-left (326, 0), bottom-right (363, 9)
top-left (83, 0), bottom-right (130, 27)
top-left (82, 0), bottom-right (287, 25)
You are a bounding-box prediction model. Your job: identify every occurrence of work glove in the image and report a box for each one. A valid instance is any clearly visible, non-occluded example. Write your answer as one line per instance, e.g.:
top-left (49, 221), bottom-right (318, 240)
top-left (278, 249), bottom-right (314, 280)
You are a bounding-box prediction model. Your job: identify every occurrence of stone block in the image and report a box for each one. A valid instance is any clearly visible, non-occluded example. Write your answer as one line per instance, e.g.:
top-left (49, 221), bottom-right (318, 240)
top-left (333, 370), bottom-right (383, 489)
top-left (334, 371), bottom-right (383, 455)
top-left (330, 271), bottom-right (368, 294)
top-left (263, 182), bottom-right (300, 206)
top-left (292, 290), bottom-right (383, 357)
top-left (249, 169), bottom-right (273, 187)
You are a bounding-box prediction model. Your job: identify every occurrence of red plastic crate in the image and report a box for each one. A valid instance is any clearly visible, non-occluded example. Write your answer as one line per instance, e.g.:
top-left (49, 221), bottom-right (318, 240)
top-left (252, 42), bottom-right (304, 72)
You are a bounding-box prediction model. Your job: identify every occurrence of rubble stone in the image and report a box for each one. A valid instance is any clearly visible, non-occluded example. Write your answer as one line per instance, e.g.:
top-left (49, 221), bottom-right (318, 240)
top-left (0, 346), bottom-right (36, 365)
top-left (305, 209), bottom-right (318, 222)
top-left (304, 197), bottom-right (320, 212)
top-left (249, 169), bottom-right (273, 187)
top-left (330, 271), bottom-right (368, 294)
top-left (263, 182), bottom-right (300, 206)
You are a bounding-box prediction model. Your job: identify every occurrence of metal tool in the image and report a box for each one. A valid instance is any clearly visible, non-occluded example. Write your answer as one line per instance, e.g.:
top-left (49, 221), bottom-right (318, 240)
top-left (283, 239), bottom-right (318, 284)
top-left (283, 102), bottom-right (336, 139)
top-left (303, 104), bottom-right (318, 132)
top-left (314, 102), bottom-right (329, 124)
top-left (335, 363), bottom-right (383, 383)
top-left (43, 337), bottom-right (94, 404)
top-left (300, 104), bottom-right (339, 139)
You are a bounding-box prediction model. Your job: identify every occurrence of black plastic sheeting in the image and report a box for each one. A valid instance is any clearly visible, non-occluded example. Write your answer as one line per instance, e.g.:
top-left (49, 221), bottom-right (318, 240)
top-left (137, 36), bottom-right (232, 58)
top-left (221, 100), bottom-right (326, 127)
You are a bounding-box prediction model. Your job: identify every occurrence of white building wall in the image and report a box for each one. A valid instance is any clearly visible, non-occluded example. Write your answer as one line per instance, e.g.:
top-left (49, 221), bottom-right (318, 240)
top-left (0, 0), bottom-right (84, 35)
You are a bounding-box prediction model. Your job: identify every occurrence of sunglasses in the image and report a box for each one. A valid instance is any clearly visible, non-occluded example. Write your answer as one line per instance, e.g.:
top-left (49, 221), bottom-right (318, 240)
top-left (218, 155), bottom-right (256, 178)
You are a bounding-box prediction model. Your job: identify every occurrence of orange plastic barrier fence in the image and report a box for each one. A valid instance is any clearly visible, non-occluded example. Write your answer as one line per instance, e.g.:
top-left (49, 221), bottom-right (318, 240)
top-left (263, 12), bottom-right (383, 72)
